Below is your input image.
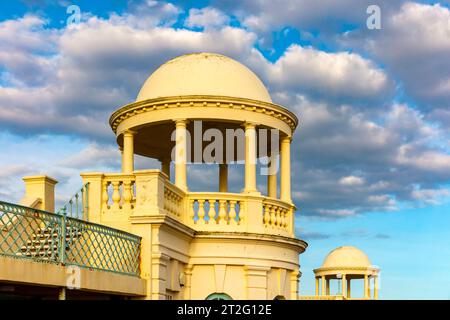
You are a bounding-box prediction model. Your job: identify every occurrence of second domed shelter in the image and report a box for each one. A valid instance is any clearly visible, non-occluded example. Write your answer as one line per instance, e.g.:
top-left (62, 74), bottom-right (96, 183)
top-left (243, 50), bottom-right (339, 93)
top-left (313, 246), bottom-right (379, 299)
top-left (110, 52), bottom-right (298, 201)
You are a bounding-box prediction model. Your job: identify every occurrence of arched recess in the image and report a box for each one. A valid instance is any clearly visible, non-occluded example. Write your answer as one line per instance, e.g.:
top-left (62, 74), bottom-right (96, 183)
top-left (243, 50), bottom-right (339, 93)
top-left (205, 293), bottom-right (233, 300)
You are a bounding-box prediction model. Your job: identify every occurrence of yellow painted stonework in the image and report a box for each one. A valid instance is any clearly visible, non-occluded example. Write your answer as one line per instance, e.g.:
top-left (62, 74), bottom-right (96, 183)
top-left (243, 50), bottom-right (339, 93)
top-left (8, 53), bottom-right (380, 300)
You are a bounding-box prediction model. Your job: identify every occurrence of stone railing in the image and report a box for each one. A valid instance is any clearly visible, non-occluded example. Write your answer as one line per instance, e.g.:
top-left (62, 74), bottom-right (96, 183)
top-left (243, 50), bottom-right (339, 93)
top-left (262, 198), bottom-right (294, 234)
top-left (101, 173), bottom-right (136, 212)
top-left (163, 181), bottom-right (185, 219)
top-left (81, 170), bottom-right (295, 237)
top-left (186, 192), bottom-right (246, 232)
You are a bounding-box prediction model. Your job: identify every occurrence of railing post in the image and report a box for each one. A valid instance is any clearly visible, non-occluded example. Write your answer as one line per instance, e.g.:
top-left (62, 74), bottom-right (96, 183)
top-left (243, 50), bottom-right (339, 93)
top-left (60, 211), bottom-right (66, 265)
top-left (84, 183), bottom-right (89, 220)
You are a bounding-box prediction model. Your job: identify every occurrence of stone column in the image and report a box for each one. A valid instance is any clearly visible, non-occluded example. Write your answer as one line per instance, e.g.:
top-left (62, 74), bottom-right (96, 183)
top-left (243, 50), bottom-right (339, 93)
top-left (315, 277), bottom-right (319, 295)
top-left (122, 130), bottom-right (135, 173)
top-left (321, 275), bottom-right (326, 296)
top-left (374, 275), bottom-right (379, 299)
top-left (342, 274), bottom-right (347, 298)
top-left (244, 122), bottom-right (257, 193)
top-left (347, 278), bottom-right (351, 298)
top-left (81, 173), bottom-right (104, 223)
top-left (364, 274), bottom-right (370, 299)
top-left (174, 119), bottom-right (188, 191)
top-left (219, 164), bottom-right (228, 192)
top-left (326, 278), bottom-right (330, 295)
top-left (280, 136), bottom-right (292, 202)
top-left (290, 270), bottom-right (301, 300)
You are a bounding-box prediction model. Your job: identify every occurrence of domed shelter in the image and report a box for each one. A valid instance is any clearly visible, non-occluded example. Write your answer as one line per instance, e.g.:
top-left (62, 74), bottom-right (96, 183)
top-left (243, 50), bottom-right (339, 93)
top-left (110, 52), bottom-right (297, 197)
top-left (80, 52), bottom-right (306, 300)
top-left (313, 246), bottom-right (379, 299)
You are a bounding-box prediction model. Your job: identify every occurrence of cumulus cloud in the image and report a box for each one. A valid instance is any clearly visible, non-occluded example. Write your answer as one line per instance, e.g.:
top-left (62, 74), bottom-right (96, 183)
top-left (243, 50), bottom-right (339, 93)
top-left (340, 176), bottom-right (365, 186)
top-left (263, 45), bottom-right (393, 105)
top-left (342, 2), bottom-right (450, 122)
top-left (0, 2), bottom-right (449, 219)
top-left (184, 7), bottom-right (230, 29)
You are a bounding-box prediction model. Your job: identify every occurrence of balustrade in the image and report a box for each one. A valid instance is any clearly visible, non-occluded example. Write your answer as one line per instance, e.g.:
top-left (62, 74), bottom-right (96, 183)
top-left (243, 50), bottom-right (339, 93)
top-left (101, 174), bottom-right (136, 212)
top-left (82, 171), bottom-right (294, 236)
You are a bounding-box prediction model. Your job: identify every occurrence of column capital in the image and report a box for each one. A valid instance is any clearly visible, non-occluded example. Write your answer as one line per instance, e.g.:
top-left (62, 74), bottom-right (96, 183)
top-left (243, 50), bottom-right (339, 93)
top-left (281, 135), bottom-right (292, 143)
top-left (243, 121), bottom-right (258, 130)
top-left (174, 118), bottom-right (189, 127)
top-left (123, 129), bottom-right (137, 136)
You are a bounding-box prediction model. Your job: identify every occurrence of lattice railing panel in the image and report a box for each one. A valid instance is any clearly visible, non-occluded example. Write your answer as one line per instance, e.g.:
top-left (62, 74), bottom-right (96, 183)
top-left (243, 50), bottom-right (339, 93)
top-left (65, 217), bottom-right (141, 276)
top-left (0, 201), bottom-right (141, 276)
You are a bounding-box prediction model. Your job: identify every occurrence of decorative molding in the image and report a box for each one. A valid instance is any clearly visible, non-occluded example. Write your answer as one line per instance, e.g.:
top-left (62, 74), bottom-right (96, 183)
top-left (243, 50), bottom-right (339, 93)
top-left (109, 95), bottom-right (299, 133)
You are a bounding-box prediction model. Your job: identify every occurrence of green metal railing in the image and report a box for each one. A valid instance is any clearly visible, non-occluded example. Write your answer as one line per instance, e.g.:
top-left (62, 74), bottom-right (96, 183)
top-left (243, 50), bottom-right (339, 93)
top-left (0, 200), bottom-right (141, 277)
top-left (57, 183), bottom-right (90, 220)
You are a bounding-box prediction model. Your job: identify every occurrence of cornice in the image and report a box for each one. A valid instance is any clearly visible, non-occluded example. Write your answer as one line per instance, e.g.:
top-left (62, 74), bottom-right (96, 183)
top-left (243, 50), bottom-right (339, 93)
top-left (109, 95), bottom-right (299, 134)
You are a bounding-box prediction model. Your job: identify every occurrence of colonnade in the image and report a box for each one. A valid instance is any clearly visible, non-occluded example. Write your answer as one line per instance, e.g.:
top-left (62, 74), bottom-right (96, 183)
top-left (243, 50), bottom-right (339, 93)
top-left (315, 274), bottom-right (379, 299)
top-left (120, 120), bottom-right (292, 202)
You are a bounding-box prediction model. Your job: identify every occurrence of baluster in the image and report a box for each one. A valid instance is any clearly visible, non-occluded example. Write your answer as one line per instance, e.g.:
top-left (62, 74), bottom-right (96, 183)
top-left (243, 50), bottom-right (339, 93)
top-left (102, 181), bottom-right (109, 209)
top-left (198, 199), bottom-right (205, 224)
top-left (218, 200), bottom-right (227, 225)
top-left (270, 205), bottom-right (276, 227)
top-left (209, 200), bottom-right (218, 223)
top-left (239, 201), bottom-right (244, 224)
top-left (229, 200), bottom-right (237, 224)
top-left (263, 204), bottom-right (271, 226)
top-left (111, 181), bottom-right (121, 209)
top-left (190, 199), bottom-right (196, 223)
top-left (276, 207), bottom-right (282, 227)
top-left (123, 180), bottom-right (133, 209)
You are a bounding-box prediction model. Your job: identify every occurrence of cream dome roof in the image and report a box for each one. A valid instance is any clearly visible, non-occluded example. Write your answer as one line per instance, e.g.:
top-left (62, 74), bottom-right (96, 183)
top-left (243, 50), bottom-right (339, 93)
top-left (321, 246), bottom-right (372, 268)
top-left (136, 52), bottom-right (272, 103)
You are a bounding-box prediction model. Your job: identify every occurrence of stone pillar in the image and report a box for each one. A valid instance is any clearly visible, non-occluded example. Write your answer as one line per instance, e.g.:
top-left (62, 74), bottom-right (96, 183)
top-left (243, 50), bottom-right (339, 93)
top-left (174, 119), bottom-right (188, 191)
top-left (80, 173), bottom-right (104, 223)
top-left (21, 175), bottom-right (58, 212)
top-left (321, 275), bottom-right (326, 296)
top-left (184, 265), bottom-right (193, 300)
top-left (280, 136), bottom-right (292, 202)
top-left (219, 164), bottom-right (228, 192)
top-left (374, 275), bottom-right (379, 299)
top-left (151, 252), bottom-right (170, 300)
top-left (244, 122), bottom-right (257, 193)
top-left (290, 269), bottom-right (300, 300)
top-left (58, 287), bottom-right (66, 300)
top-left (161, 158), bottom-right (171, 179)
top-left (364, 274), bottom-right (370, 299)
top-left (244, 266), bottom-right (269, 299)
top-left (122, 130), bottom-right (135, 173)
top-left (326, 278), bottom-right (330, 295)
top-left (315, 277), bottom-right (319, 295)
top-left (267, 153), bottom-right (278, 198)
top-left (342, 274), bottom-right (347, 298)
top-left (347, 278), bottom-right (351, 298)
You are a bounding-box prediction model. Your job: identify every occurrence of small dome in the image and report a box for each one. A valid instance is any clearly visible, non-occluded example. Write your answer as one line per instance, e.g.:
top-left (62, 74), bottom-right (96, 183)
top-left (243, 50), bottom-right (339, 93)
top-left (136, 52), bottom-right (272, 103)
top-left (322, 246), bottom-right (372, 268)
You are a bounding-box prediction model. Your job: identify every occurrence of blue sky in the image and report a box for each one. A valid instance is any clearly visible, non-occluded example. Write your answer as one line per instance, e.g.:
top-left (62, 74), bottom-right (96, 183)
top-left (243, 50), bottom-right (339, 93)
top-left (0, 0), bottom-right (450, 299)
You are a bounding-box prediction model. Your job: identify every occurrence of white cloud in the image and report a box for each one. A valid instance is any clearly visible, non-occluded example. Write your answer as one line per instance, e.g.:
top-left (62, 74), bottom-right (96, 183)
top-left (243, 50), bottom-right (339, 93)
top-left (339, 175), bottom-right (365, 186)
top-left (265, 45), bottom-right (392, 104)
top-left (185, 7), bottom-right (230, 29)
top-left (411, 188), bottom-right (450, 205)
